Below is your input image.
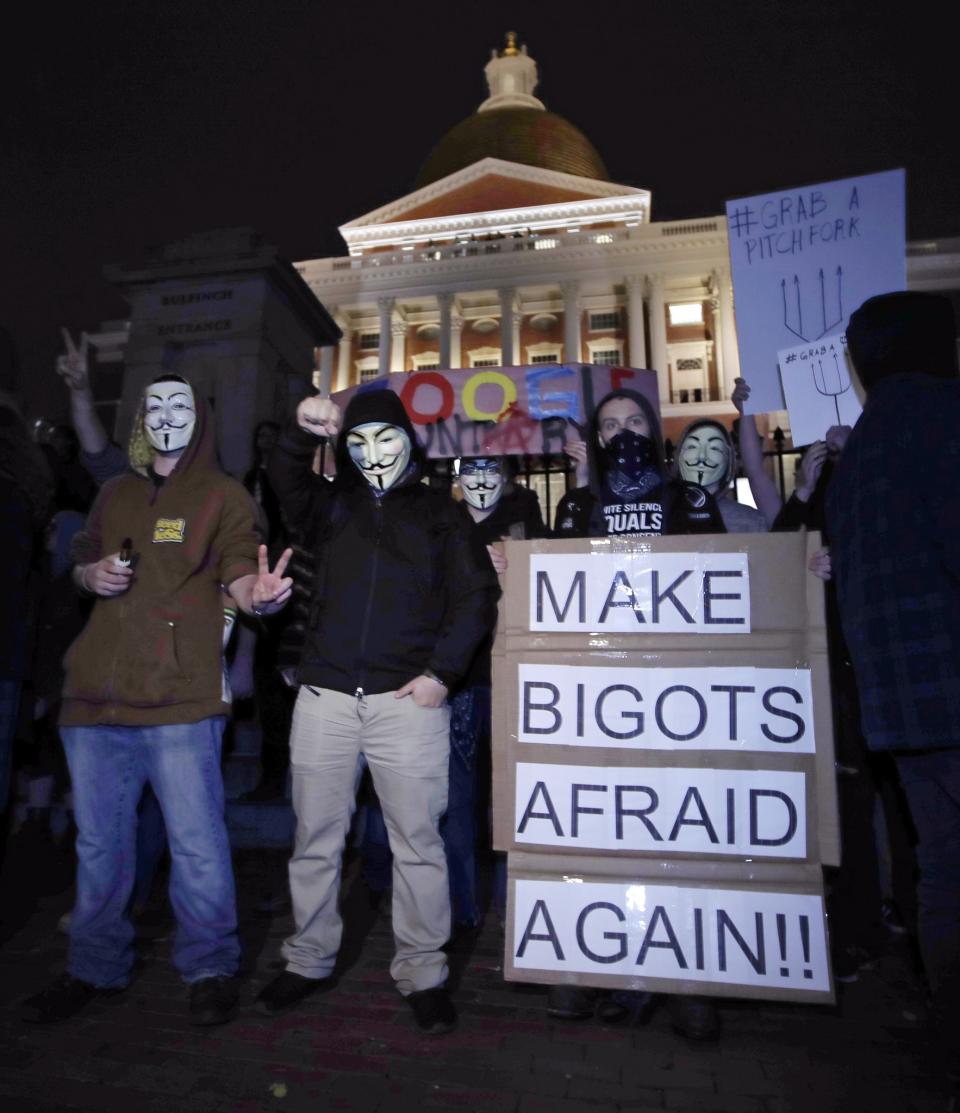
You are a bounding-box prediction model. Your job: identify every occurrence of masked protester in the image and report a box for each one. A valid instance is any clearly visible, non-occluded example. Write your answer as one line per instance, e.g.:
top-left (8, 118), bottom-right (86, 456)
top-left (554, 389), bottom-right (670, 537)
top-left (670, 419), bottom-right (768, 534)
top-left (20, 375), bottom-right (293, 1028)
top-left (262, 389), bottom-right (499, 1035)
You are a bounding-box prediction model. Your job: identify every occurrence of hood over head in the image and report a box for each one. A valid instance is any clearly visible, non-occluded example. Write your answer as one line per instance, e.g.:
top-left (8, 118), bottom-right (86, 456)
top-left (127, 374), bottom-right (215, 480)
top-left (846, 291), bottom-right (959, 391)
top-left (334, 387), bottom-right (426, 491)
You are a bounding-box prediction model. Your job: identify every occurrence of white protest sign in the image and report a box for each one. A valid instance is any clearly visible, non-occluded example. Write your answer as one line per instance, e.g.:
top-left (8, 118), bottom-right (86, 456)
top-left (529, 552), bottom-right (750, 633)
top-left (514, 763), bottom-right (807, 858)
top-left (726, 169), bottom-right (905, 414)
top-left (777, 336), bottom-right (863, 447)
top-left (517, 664), bottom-right (815, 753)
top-left (512, 878), bottom-right (829, 993)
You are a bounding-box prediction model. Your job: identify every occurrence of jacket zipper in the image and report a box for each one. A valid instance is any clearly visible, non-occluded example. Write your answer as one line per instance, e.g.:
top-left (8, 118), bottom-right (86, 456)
top-left (355, 493), bottom-right (384, 693)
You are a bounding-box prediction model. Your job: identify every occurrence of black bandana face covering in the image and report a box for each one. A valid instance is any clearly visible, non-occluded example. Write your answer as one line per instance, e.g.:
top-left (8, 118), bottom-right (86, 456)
top-left (602, 429), bottom-right (662, 500)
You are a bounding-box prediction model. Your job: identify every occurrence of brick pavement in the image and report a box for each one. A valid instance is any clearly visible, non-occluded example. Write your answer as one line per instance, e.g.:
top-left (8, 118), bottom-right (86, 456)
top-left (0, 834), bottom-right (949, 1113)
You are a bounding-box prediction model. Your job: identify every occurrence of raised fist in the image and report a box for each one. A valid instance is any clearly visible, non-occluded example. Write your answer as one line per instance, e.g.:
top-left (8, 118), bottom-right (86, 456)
top-left (296, 396), bottom-right (341, 439)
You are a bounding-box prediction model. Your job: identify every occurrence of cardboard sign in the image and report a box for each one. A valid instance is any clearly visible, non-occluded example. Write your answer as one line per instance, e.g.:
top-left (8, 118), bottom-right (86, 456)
top-left (514, 763), bottom-right (808, 858)
top-left (510, 877), bottom-right (830, 998)
top-left (493, 533), bottom-right (838, 1003)
top-left (778, 336), bottom-right (863, 447)
top-left (529, 551), bottom-right (751, 633)
top-left (517, 664), bottom-right (815, 753)
top-left (726, 169), bottom-right (905, 414)
top-left (331, 364), bottom-right (658, 460)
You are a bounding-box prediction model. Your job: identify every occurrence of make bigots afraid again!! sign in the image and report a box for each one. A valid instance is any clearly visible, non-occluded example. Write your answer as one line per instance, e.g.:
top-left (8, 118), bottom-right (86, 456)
top-left (492, 533), bottom-right (839, 1004)
top-left (725, 169), bottom-right (905, 415)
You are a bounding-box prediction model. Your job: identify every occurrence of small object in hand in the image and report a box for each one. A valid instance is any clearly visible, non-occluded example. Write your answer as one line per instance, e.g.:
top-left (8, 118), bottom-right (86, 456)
top-left (117, 537), bottom-right (133, 568)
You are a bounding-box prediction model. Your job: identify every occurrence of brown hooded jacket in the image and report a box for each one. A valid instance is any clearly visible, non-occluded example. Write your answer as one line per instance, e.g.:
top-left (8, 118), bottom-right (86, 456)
top-left (60, 383), bottom-right (260, 727)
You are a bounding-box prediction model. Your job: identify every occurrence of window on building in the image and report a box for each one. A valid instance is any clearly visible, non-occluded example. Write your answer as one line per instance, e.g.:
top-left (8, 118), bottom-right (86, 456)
top-left (412, 351), bottom-right (441, 372)
top-left (592, 349), bottom-right (622, 366)
top-left (358, 332), bottom-right (380, 350)
top-left (530, 354), bottom-right (560, 364)
top-left (668, 303), bottom-right (704, 327)
top-left (676, 357), bottom-right (704, 371)
top-left (359, 365), bottom-right (380, 383)
top-left (473, 359), bottom-right (499, 367)
top-left (589, 311), bottom-right (620, 331)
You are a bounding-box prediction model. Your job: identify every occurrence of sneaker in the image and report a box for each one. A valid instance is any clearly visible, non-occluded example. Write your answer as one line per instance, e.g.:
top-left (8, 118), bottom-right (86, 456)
top-left (832, 944), bottom-right (878, 984)
top-left (255, 970), bottom-right (330, 1016)
top-left (667, 995), bottom-right (721, 1041)
top-left (546, 984), bottom-right (597, 1020)
top-left (20, 973), bottom-right (120, 1024)
top-left (406, 986), bottom-right (457, 1035)
top-left (881, 900), bottom-right (908, 936)
top-left (188, 976), bottom-right (239, 1026)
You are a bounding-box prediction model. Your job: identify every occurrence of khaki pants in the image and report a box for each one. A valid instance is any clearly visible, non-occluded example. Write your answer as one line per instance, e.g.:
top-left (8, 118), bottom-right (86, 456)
top-left (283, 686), bottom-right (451, 994)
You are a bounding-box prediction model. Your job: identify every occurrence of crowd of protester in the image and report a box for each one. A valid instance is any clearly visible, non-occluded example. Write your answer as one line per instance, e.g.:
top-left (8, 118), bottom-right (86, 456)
top-left (0, 293), bottom-right (955, 1091)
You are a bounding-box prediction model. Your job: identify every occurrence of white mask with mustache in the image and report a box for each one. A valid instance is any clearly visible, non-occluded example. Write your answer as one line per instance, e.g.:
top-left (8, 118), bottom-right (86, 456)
top-left (346, 422), bottom-right (411, 491)
top-left (459, 458), bottom-right (504, 511)
top-left (144, 380), bottom-right (196, 454)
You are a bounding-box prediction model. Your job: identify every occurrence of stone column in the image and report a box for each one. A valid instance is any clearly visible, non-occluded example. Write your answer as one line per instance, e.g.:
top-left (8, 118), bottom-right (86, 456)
top-left (708, 280), bottom-right (724, 397)
top-left (438, 292), bottom-right (453, 369)
top-left (450, 312), bottom-right (463, 369)
top-left (377, 297), bottom-right (393, 376)
top-left (716, 266), bottom-right (741, 396)
top-left (625, 274), bottom-right (648, 368)
top-left (647, 275), bottom-right (669, 405)
top-left (499, 288), bottom-right (515, 365)
top-left (561, 280), bottom-right (581, 363)
top-left (513, 311), bottom-right (521, 368)
top-left (336, 320), bottom-right (353, 391)
top-left (390, 319), bottom-right (407, 373)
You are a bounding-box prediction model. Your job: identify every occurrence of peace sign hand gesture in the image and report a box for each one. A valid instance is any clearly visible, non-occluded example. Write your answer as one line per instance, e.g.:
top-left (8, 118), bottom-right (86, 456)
top-left (250, 545), bottom-right (294, 615)
top-left (56, 328), bottom-right (90, 391)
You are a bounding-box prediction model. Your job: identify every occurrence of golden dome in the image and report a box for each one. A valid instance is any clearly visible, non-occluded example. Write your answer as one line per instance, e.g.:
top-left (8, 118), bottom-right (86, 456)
top-left (414, 35), bottom-right (609, 188)
top-left (415, 108), bottom-right (609, 188)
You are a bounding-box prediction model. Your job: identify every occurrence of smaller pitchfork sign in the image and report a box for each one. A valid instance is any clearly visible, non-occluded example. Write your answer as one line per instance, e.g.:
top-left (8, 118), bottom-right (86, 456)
top-left (777, 335), bottom-right (862, 447)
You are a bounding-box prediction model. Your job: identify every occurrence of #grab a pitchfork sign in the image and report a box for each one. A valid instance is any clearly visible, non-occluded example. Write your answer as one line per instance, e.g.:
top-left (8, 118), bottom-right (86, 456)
top-left (725, 169), bottom-right (906, 417)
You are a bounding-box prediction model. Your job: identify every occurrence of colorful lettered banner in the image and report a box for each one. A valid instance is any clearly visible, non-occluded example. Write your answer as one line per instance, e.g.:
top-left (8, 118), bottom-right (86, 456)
top-left (332, 364), bottom-right (658, 459)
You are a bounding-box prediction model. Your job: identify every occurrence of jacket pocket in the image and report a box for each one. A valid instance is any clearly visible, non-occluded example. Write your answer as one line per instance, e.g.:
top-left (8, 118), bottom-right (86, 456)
top-left (63, 614), bottom-right (190, 708)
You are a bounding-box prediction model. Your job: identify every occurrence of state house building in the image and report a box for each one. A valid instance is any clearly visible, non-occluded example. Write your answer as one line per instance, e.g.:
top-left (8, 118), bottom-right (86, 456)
top-left (295, 34), bottom-right (960, 447)
top-left (88, 34), bottom-right (960, 499)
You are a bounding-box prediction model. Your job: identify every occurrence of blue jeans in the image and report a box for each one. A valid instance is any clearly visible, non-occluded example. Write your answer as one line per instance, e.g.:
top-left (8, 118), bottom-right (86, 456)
top-left (894, 748), bottom-right (960, 1067)
top-left (61, 718), bottom-right (239, 988)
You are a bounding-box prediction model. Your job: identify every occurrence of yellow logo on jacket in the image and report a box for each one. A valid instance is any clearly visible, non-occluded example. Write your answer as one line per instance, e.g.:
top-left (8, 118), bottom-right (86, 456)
top-left (153, 517), bottom-right (187, 543)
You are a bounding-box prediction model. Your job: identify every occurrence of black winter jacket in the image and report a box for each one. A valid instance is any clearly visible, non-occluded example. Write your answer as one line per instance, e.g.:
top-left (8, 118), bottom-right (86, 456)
top-left (268, 398), bottom-right (499, 696)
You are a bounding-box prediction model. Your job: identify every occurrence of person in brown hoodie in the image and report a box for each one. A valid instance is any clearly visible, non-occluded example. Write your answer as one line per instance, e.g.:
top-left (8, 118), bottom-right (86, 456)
top-left (20, 374), bottom-right (293, 1027)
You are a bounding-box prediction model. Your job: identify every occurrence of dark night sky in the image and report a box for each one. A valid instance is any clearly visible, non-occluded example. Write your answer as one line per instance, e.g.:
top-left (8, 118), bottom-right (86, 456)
top-left (3, 0), bottom-right (956, 418)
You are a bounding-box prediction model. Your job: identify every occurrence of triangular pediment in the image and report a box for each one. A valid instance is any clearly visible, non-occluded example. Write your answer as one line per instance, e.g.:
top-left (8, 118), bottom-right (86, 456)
top-left (339, 158), bottom-right (649, 253)
top-left (342, 158), bottom-right (642, 229)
